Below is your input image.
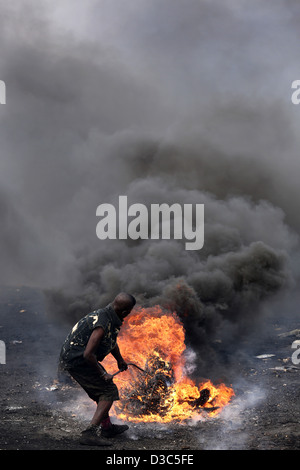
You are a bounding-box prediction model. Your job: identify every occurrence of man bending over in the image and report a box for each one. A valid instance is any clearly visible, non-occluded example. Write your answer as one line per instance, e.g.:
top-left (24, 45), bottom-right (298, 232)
top-left (59, 292), bottom-right (136, 446)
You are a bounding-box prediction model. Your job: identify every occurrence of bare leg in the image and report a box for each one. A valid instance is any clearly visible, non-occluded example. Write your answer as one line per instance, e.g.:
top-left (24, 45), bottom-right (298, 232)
top-left (90, 399), bottom-right (112, 426)
top-left (80, 400), bottom-right (113, 446)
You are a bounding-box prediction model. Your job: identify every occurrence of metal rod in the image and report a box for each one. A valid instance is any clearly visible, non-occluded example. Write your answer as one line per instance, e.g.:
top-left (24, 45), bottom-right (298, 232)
top-left (111, 362), bottom-right (147, 378)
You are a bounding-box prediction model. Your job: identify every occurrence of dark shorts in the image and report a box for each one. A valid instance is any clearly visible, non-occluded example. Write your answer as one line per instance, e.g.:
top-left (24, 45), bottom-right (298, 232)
top-left (66, 364), bottom-right (119, 403)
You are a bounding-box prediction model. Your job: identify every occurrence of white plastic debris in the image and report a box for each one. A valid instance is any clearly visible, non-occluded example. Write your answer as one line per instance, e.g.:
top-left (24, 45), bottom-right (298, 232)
top-left (255, 354), bottom-right (276, 359)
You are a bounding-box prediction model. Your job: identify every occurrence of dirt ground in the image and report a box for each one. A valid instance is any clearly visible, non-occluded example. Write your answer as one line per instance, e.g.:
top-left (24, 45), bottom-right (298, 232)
top-left (0, 285), bottom-right (299, 452)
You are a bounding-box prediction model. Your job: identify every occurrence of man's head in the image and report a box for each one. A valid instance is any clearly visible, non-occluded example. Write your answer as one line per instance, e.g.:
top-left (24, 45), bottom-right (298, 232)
top-left (112, 292), bottom-right (136, 320)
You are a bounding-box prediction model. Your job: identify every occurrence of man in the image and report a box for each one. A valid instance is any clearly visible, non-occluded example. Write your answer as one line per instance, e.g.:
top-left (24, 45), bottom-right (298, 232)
top-left (59, 292), bottom-right (136, 446)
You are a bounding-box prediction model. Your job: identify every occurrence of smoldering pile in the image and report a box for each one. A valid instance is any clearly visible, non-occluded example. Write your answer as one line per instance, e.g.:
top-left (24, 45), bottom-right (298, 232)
top-left (115, 350), bottom-right (215, 419)
top-left (117, 351), bottom-right (177, 418)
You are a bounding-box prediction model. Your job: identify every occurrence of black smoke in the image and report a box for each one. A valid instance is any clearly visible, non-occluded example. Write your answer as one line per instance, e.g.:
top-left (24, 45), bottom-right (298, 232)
top-left (0, 1), bottom-right (299, 376)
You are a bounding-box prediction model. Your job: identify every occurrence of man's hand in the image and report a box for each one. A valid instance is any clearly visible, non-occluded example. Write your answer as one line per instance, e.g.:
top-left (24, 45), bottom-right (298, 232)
top-left (117, 359), bottom-right (128, 372)
top-left (102, 372), bottom-right (114, 381)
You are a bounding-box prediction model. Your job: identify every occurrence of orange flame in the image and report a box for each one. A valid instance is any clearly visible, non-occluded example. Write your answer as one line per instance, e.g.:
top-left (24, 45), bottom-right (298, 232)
top-left (103, 306), bottom-right (234, 422)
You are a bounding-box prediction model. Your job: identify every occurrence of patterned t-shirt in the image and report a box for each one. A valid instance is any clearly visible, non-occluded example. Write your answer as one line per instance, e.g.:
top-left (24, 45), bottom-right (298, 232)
top-left (59, 304), bottom-right (122, 369)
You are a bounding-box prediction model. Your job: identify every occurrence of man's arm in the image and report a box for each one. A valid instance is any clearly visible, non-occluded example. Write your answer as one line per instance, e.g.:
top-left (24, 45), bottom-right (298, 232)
top-left (110, 342), bottom-right (128, 371)
top-left (83, 327), bottom-right (113, 381)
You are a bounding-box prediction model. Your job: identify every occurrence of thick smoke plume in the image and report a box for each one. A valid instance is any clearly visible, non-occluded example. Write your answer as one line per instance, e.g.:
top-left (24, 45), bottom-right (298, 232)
top-left (1, 1), bottom-right (300, 375)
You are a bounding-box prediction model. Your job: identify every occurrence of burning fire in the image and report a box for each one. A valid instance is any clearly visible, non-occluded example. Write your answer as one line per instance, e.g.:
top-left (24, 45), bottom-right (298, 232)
top-left (103, 306), bottom-right (234, 423)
